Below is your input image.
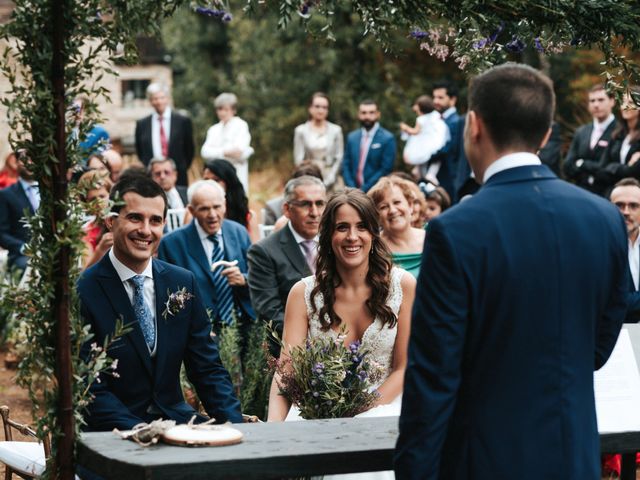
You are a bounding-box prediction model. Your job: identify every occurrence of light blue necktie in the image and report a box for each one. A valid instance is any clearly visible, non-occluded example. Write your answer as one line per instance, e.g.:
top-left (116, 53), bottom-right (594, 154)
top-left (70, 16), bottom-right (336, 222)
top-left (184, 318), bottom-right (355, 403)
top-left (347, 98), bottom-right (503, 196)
top-left (130, 275), bottom-right (155, 350)
top-left (208, 234), bottom-right (235, 324)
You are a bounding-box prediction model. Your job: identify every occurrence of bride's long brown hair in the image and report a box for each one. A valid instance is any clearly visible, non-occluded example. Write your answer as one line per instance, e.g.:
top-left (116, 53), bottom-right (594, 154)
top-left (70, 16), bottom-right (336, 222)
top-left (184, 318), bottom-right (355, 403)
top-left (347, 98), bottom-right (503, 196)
top-left (310, 188), bottom-right (396, 331)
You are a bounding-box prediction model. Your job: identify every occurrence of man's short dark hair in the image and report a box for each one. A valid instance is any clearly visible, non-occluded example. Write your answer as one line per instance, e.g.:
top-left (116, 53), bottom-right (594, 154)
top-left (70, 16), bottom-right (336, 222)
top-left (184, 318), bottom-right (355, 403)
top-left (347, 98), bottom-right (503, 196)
top-left (432, 81), bottom-right (458, 99)
top-left (613, 177), bottom-right (640, 190)
top-left (292, 161), bottom-right (323, 181)
top-left (468, 63), bottom-right (555, 152)
top-left (359, 99), bottom-right (378, 109)
top-left (110, 174), bottom-right (168, 218)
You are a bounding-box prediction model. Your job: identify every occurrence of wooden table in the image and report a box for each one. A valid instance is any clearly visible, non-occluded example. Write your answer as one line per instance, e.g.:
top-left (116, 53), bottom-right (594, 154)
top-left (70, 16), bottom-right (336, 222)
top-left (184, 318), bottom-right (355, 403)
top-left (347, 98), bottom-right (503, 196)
top-left (78, 325), bottom-right (640, 479)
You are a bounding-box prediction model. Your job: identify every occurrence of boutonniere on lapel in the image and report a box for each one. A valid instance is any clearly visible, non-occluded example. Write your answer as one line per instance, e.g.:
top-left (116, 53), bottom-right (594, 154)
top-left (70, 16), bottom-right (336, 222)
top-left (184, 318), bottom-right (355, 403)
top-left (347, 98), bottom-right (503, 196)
top-left (162, 287), bottom-right (194, 320)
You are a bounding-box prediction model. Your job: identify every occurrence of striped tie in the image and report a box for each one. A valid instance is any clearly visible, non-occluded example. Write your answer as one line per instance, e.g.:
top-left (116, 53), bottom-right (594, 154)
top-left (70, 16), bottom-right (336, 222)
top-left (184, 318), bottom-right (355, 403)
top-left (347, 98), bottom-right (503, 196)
top-left (209, 234), bottom-right (235, 324)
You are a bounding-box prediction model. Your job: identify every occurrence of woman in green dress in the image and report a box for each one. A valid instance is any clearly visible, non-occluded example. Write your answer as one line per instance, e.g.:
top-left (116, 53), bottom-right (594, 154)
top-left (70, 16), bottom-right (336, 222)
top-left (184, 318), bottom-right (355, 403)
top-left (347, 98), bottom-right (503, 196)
top-left (368, 177), bottom-right (425, 278)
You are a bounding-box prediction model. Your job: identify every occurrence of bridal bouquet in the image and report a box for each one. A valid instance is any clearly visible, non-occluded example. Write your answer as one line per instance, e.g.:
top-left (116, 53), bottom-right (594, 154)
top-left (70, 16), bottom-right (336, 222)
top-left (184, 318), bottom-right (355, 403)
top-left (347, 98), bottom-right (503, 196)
top-left (270, 327), bottom-right (385, 419)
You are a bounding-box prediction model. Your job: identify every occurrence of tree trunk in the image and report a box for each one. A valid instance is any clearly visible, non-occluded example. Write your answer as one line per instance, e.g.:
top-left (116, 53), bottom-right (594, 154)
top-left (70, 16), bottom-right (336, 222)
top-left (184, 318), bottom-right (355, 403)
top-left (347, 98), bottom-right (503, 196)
top-left (51, 0), bottom-right (75, 478)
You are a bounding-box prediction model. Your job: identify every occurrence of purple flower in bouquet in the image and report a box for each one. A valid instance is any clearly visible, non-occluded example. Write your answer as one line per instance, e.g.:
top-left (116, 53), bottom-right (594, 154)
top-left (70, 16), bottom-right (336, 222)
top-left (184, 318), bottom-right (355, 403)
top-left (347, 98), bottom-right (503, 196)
top-left (409, 29), bottom-right (429, 40)
top-left (349, 340), bottom-right (361, 353)
top-left (473, 38), bottom-right (488, 50)
top-left (313, 362), bottom-right (324, 374)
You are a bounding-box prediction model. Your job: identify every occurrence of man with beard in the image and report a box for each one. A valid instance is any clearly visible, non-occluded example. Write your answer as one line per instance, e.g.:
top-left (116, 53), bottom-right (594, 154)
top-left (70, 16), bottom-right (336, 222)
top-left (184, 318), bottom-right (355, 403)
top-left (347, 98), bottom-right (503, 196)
top-left (342, 100), bottom-right (396, 192)
top-left (611, 178), bottom-right (640, 323)
top-left (0, 152), bottom-right (39, 272)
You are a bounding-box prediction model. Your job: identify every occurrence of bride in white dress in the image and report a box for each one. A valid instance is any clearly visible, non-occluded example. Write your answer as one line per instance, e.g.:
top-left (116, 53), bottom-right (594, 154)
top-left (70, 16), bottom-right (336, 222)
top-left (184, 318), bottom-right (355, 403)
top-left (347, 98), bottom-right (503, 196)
top-left (267, 188), bottom-right (416, 479)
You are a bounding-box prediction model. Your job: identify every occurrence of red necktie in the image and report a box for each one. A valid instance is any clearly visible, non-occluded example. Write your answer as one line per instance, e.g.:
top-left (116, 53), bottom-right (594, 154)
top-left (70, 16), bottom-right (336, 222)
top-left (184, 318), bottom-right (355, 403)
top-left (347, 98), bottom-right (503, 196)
top-left (356, 131), bottom-right (369, 188)
top-left (159, 116), bottom-right (168, 158)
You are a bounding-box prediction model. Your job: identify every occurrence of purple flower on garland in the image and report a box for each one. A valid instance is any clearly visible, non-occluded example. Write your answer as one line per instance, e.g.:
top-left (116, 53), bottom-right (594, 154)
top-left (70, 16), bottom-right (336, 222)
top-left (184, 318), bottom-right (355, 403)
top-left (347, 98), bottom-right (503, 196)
top-left (505, 36), bottom-right (525, 53)
top-left (473, 38), bottom-right (488, 50)
top-left (195, 6), bottom-right (230, 22)
top-left (222, 12), bottom-right (232, 22)
top-left (534, 37), bottom-right (544, 53)
top-left (409, 29), bottom-right (429, 40)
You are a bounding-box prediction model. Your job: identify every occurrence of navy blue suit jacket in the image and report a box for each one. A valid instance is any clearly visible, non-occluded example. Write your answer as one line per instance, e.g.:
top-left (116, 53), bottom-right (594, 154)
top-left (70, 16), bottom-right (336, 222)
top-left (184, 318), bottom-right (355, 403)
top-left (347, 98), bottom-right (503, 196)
top-left (157, 219), bottom-right (255, 323)
top-left (431, 111), bottom-right (462, 198)
top-left (78, 255), bottom-right (242, 431)
top-left (0, 181), bottom-right (33, 270)
top-left (342, 126), bottom-right (396, 192)
top-left (395, 164), bottom-right (628, 479)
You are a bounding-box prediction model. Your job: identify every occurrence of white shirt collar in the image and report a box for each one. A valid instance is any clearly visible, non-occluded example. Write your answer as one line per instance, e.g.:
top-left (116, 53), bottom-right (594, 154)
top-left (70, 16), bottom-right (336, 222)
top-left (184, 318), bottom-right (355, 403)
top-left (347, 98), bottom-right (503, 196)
top-left (108, 248), bottom-right (153, 282)
top-left (195, 218), bottom-right (222, 241)
top-left (19, 178), bottom-right (37, 188)
top-left (361, 122), bottom-right (379, 138)
top-left (442, 107), bottom-right (457, 119)
top-left (483, 152), bottom-right (542, 183)
top-left (594, 113), bottom-right (615, 131)
top-left (152, 107), bottom-right (172, 121)
top-left (288, 222), bottom-right (318, 244)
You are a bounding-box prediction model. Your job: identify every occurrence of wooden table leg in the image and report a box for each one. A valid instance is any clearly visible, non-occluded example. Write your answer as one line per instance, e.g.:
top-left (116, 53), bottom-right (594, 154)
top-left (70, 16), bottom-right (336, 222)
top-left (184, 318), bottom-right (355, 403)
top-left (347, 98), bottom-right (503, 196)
top-left (621, 453), bottom-right (636, 480)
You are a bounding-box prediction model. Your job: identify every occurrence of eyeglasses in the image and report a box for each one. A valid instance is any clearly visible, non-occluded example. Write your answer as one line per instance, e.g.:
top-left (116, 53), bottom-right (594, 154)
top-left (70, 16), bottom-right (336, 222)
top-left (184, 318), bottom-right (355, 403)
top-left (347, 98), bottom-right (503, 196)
top-left (288, 200), bottom-right (327, 210)
top-left (614, 201), bottom-right (640, 211)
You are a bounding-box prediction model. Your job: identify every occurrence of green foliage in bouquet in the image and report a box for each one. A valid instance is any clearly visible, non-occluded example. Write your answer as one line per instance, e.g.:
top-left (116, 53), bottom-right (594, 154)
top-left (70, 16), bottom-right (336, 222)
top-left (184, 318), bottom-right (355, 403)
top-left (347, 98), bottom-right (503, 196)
top-left (271, 327), bottom-right (384, 420)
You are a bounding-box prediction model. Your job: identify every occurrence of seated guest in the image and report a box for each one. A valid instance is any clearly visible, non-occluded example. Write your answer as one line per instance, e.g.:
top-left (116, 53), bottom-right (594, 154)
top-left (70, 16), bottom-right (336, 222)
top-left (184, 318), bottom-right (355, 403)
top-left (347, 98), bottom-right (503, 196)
top-left (148, 158), bottom-right (188, 210)
top-left (157, 180), bottom-right (255, 329)
top-left (247, 175), bottom-right (326, 337)
top-left (424, 184), bottom-right (451, 223)
top-left (0, 152), bottom-right (18, 189)
top-left (368, 176), bottom-right (426, 278)
top-left (102, 149), bottom-right (123, 183)
top-left (203, 159), bottom-right (259, 242)
top-left (0, 153), bottom-right (39, 272)
top-left (263, 162), bottom-right (323, 226)
top-left (78, 175), bottom-right (242, 431)
top-left (595, 87), bottom-right (640, 192)
top-left (78, 170), bottom-right (113, 269)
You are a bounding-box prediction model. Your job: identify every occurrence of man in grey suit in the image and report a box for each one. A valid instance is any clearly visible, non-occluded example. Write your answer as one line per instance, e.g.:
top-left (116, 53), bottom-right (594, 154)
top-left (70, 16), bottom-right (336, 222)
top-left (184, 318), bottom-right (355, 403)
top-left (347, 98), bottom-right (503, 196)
top-left (247, 176), bottom-right (326, 338)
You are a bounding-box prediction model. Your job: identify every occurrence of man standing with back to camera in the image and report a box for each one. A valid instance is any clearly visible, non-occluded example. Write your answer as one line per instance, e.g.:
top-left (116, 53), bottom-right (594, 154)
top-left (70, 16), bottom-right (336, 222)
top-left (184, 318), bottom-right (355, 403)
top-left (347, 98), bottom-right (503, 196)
top-left (395, 64), bottom-right (628, 479)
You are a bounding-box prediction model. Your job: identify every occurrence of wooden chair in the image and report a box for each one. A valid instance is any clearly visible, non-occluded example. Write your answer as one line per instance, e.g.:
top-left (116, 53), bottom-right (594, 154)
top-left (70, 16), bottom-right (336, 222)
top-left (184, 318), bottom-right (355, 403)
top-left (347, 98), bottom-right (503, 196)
top-left (0, 406), bottom-right (49, 479)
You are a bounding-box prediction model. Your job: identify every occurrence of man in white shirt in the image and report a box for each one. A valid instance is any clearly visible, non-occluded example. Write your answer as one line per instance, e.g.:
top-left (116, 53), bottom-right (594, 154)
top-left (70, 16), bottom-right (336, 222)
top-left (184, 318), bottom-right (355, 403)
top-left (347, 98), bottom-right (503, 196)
top-left (610, 177), bottom-right (640, 322)
top-left (135, 83), bottom-right (194, 187)
top-left (563, 84), bottom-right (617, 195)
top-left (148, 157), bottom-right (187, 210)
top-left (78, 174), bottom-right (241, 431)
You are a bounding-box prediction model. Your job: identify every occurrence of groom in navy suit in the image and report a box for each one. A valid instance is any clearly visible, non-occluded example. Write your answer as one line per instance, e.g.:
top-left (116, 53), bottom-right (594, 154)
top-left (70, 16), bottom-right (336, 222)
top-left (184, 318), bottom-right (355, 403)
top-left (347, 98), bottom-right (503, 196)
top-left (395, 64), bottom-right (629, 479)
top-left (78, 175), bottom-right (241, 431)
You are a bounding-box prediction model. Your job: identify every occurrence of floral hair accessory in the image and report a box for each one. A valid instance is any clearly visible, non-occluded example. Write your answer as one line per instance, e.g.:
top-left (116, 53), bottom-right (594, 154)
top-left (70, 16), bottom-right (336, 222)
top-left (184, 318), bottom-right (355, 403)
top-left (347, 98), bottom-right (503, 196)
top-left (162, 287), bottom-right (194, 320)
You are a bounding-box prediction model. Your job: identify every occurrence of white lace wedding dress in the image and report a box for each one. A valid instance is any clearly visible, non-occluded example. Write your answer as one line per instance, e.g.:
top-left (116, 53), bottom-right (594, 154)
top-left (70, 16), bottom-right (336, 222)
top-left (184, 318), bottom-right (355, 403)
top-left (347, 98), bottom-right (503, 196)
top-left (285, 266), bottom-right (405, 479)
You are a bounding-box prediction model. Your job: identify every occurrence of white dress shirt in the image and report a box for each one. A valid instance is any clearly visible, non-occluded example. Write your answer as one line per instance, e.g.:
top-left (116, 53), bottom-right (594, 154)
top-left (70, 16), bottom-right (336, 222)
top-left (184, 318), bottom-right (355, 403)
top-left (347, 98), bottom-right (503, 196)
top-left (166, 187), bottom-right (184, 210)
top-left (288, 222), bottom-right (318, 261)
top-left (195, 219), bottom-right (224, 263)
top-left (590, 114), bottom-right (615, 150)
top-left (151, 107), bottom-right (172, 160)
top-left (200, 116), bottom-right (254, 193)
top-left (630, 234), bottom-right (640, 290)
top-left (19, 178), bottom-right (40, 211)
top-left (483, 152), bottom-right (542, 184)
top-left (108, 249), bottom-right (157, 355)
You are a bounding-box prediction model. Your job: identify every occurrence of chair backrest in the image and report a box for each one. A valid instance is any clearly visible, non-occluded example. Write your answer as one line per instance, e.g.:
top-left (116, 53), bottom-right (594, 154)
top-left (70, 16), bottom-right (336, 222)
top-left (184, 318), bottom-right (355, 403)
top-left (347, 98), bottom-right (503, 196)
top-left (166, 208), bottom-right (186, 232)
top-left (0, 405), bottom-right (50, 479)
top-left (258, 224), bottom-right (275, 240)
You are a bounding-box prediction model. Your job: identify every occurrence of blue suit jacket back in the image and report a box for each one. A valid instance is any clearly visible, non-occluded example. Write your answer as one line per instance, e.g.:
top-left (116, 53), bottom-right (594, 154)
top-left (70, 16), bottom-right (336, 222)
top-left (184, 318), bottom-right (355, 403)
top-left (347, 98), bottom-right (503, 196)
top-left (0, 182), bottom-right (33, 269)
top-left (342, 126), bottom-right (396, 192)
top-left (78, 255), bottom-right (242, 431)
top-left (157, 219), bottom-right (255, 322)
top-left (395, 165), bottom-right (629, 479)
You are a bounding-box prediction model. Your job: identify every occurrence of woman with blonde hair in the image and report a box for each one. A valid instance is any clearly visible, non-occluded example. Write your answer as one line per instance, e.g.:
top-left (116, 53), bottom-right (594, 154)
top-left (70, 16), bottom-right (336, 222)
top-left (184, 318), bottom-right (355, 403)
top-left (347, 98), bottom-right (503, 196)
top-left (368, 176), bottom-right (426, 278)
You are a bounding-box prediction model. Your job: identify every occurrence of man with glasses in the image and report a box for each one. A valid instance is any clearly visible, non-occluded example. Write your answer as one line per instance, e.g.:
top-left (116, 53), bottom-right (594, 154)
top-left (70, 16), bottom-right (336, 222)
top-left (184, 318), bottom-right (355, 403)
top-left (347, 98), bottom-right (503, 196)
top-left (148, 157), bottom-right (187, 210)
top-left (611, 177), bottom-right (640, 323)
top-left (247, 176), bottom-right (326, 343)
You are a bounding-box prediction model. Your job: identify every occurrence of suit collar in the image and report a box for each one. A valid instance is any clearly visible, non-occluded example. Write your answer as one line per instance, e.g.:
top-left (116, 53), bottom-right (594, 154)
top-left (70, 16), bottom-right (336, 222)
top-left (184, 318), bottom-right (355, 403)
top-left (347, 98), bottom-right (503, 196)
top-left (483, 164), bottom-right (556, 187)
top-left (279, 225), bottom-right (310, 276)
top-left (483, 152), bottom-right (541, 183)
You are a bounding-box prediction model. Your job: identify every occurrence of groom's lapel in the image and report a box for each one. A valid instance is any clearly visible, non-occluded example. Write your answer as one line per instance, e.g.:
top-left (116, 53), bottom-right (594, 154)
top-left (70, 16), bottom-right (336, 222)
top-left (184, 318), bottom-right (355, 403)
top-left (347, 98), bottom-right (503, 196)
top-left (152, 259), bottom-right (171, 382)
top-left (96, 256), bottom-right (153, 377)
